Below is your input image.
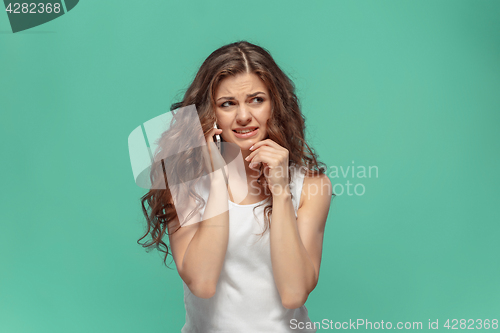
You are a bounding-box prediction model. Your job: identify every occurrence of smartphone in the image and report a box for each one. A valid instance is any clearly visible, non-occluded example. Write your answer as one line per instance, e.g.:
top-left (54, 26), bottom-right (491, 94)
top-left (213, 122), bottom-right (228, 184)
top-left (214, 122), bottom-right (221, 151)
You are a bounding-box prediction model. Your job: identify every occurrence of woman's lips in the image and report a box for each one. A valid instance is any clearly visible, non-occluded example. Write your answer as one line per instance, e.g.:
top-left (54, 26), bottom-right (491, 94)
top-left (233, 128), bottom-right (259, 139)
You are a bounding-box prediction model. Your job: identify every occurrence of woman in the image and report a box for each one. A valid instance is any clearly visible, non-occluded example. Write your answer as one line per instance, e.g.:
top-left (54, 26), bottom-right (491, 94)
top-left (139, 41), bottom-right (333, 332)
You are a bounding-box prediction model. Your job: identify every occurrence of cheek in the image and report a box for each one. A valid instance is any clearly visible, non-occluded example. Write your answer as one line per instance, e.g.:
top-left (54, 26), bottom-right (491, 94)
top-left (216, 118), bottom-right (233, 138)
top-left (258, 108), bottom-right (272, 126)
top-left (262, 102), bottom-right (272, 121)
top-left (218, 120), bottom-right (232, 131)
top-left (215, 112), bottom-right (230, 128)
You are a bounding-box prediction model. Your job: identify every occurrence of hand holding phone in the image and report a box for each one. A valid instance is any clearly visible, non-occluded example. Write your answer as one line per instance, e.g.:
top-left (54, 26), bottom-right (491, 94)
top-left (214, 122), bottom-right (221, 151)
top-left (203, 122), bottom-right (227, 185)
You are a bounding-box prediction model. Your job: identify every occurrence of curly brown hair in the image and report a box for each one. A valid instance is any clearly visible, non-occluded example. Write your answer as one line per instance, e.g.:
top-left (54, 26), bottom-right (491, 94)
top-left (138, 40), bottom-right (328, 268)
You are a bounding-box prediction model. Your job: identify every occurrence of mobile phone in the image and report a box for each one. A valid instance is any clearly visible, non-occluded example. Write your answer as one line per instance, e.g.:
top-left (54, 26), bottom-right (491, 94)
top-left (214, 122), bottom-right (221, 151)
top-left (213, 122), bottom-right (228, 184)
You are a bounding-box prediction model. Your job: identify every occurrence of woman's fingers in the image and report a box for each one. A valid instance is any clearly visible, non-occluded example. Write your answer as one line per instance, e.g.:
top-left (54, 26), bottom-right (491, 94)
top-left (246, 142), bottom-right (289, 190)
top-left (246, 145), bottom-right (286, 164)
top-left (203, 128), bottom-right (226, 177)
top-left (250, 139), bottom-right (286, 152)
top-left (205, 127), bottom-right (223, 143)
top-left (248, 151), bottom-right (281, 168)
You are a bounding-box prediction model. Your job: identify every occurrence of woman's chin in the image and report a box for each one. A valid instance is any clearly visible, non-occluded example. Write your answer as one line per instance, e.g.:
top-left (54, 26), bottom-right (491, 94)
top-left (237, 143), bottom-right (254, 151)
top-left (224, 133), bottom-right (264, 151)
top-left (226, 138), bottom-right (256, 150)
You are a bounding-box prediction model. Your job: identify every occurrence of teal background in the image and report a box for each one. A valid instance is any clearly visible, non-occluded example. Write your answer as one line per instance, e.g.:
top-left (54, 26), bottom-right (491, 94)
top-left (1, 0), bottom-right (499, 332)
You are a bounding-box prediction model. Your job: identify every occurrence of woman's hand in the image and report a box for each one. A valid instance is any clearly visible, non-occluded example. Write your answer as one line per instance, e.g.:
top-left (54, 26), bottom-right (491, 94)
top-left (203, 127), bottom-right (228, 183)
top-left (245, 139), bottom-right (289, 194)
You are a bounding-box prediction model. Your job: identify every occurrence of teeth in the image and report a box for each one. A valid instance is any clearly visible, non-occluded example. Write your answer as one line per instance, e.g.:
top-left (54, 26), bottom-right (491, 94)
top-left (235, 129), bottom-right (255, 134)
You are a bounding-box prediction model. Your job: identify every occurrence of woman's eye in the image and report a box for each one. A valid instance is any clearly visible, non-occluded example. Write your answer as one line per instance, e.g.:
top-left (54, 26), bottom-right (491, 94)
top-left (220, 98), bottom-right (262, 108)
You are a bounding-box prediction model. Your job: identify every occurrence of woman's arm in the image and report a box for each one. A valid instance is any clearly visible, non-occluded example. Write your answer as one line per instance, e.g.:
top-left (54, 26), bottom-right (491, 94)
top-left (270, 174), bottom-right (332, 309)
top-left (168, 169), bottom-right (229, 299)
top-left (246, 139), bottom-right (332, 309)
top-left (167, 129), bottom-right (230, 299)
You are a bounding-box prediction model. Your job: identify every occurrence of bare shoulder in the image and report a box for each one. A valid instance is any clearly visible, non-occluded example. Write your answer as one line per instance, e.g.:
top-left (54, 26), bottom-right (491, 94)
top-left (298, 172), bottom-right (332, 210)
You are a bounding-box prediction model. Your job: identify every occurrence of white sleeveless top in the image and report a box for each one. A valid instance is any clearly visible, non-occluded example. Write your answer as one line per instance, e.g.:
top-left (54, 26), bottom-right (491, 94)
top-left (180, 164), bottom-right (317, 333)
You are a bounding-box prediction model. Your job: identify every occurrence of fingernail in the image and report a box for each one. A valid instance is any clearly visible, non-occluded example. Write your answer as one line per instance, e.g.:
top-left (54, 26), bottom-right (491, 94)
top-left (249, 145), bottom-right (254, 150)
top-left (245, 156), bottom-right (249, 161)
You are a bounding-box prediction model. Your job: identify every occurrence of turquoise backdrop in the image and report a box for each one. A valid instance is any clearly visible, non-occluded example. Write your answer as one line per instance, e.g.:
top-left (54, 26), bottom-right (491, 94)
top-left (1, 0), bottom-right (499, 332)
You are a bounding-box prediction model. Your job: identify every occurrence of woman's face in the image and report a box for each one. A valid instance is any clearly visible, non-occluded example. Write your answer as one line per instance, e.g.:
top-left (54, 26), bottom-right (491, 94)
top-left (214, 72), bottom-right (272, 151)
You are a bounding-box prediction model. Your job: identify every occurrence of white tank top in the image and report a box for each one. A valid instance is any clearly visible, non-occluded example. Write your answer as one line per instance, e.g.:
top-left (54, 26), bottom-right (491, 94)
top-left (181, 164), bottom-right (317, 333)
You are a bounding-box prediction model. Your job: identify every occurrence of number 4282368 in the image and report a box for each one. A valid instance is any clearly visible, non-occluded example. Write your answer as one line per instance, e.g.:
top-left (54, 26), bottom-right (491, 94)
top-left (444, 319), bottom-right (499, 330)
top-left (5, 3), bottom-right (62, 14)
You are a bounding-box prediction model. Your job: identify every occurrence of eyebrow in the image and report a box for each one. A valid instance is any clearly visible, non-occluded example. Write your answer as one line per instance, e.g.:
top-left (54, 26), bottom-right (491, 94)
top-left (216, 91), bottom-right (266, 102)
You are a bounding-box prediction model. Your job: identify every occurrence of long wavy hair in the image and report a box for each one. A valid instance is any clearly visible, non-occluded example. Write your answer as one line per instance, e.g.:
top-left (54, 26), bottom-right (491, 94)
top-left (138, 40), bottom-right (328, 267)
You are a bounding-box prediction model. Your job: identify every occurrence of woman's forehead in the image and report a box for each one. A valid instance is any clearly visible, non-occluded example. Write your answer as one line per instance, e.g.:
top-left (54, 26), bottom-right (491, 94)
top-left (215, 73), bottom-right (268, 98)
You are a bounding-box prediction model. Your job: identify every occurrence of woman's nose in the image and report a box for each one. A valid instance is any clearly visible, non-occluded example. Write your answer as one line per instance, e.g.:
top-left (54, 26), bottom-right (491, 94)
top-left (235, 105), bottom-right (252, 124)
